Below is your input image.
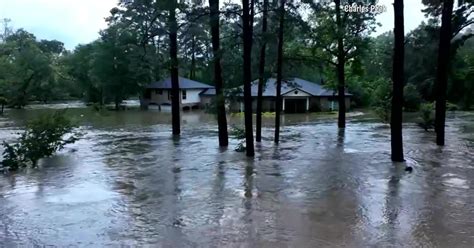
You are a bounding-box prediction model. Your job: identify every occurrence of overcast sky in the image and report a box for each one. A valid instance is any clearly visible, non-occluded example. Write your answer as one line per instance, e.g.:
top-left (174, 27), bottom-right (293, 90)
top-left (0, 0), bottom-right (427, 50)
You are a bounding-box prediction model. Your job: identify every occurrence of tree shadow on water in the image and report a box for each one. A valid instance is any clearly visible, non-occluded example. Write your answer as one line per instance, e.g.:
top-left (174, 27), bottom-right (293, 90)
top-left (381, 166), bottom-right (405, 245)
top-left (337, 128), bottom-right (345, 148)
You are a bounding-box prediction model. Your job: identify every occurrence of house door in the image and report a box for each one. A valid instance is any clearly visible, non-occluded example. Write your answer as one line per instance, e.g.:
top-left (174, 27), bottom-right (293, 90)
top-left (284, 99), bottom-right (306, 113)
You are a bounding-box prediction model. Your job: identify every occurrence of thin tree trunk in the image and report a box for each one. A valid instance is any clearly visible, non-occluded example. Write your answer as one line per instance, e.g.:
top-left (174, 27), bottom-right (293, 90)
top-left (256, 0), bottom-right (268, 143)
top-left (210, 0), bottom-right (229, 147)
top-left (250, 0), bottom-right (255, 35)
top-left (391, 0), bottom-right (405, 162)
top-left (190, 36), bottom-right (196, 80)
top-left (242, 0), bottom-right (255, 156)
top-left (169, 0), bottom-right (181, 135)
top-left (274, 0), bottom-right (285, 144)
top-left (1, 104), bottom-right (4, 115)
top-left (435, 0), bottom-right (454, 146)
top-left (335, 0), bottom-right (346, 129)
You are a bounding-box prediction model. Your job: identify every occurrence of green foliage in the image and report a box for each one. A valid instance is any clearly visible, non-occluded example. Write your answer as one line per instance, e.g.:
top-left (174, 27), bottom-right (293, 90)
top-left (361, 32), bottom-right (394, 81)
top-left (1, 111), bottom-right (80, 171)
top-left (230, 126), bottom-right (246, 152)
top-left (0, 0), bottom-right (471, 115)
top-left (0, 27), bottom-right (77, 107)
top-left (307, 0), bottom-right (378, 81)
top-left (359, 19), bottom-right (474, 109)
top-left (419, 102), bottom-right (434, 131)
top-left (450, 38), bottom-right (474, 110)
top-left (371, 78), bottom-right (392, 123)
top-left (404, 21), bottom-right (440, 101)
top-left (345, 73), bottom-right (372, 107)
top-left (230, 126), bottom-right (246, 139)
top-left (404, 83), bottom-right (422, 112)
top-left (0, 29), bottom-right (51, 107)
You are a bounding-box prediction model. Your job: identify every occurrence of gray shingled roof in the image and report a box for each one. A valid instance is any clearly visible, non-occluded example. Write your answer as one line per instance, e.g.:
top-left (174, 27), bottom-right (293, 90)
top-left (200, 78), bottom-right (351, 97)
top-left (147, 77), bottom-right (214, 89)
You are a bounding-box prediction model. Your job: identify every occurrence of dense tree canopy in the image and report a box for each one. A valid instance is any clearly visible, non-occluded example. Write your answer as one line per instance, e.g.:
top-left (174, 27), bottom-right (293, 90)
top-left (0, 0), bottom-right (472, 113)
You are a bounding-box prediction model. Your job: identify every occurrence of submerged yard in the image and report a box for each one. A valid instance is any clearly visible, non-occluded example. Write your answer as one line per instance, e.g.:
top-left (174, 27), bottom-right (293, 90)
top-left (0, 105), bottom-right (473, 247)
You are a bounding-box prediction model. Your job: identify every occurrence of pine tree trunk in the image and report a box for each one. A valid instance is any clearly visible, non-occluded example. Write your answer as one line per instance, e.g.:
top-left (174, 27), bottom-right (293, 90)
top-left (274, 0), bottom-right (285, 144)
top-left (242, 0), bottom-right (255, 156)
top-left (250, 0), bottom-right (255, 35)
top-left (210, 0), bottom-right (229, 147)
top-left (391, 0), bottom-right (405, 162)
top-left (256, 0), bottom-right (268, 143)
top-left (435, 0), bottom-right (454, 146)
top-left (190, 36), bottom-right (196, 80)
top-left (335, 0), bottom-right (346, 129)
top-left (169, 0), bottom-right (180, 135)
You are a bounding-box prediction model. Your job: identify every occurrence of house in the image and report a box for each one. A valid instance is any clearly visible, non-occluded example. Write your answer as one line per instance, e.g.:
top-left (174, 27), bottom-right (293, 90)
top-left (143, 77), bottom-right (214, 110)
top-left (200, 77), bottom-right (351, 113)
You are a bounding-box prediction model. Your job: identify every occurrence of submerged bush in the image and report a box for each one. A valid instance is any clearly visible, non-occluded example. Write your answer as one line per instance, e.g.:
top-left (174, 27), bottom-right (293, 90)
top-left (418, 103), bottom-right (434, 131)
top-left (1, 111), bottom-right (81, 171)
top-left (230, 126), bottom-right (246, 152)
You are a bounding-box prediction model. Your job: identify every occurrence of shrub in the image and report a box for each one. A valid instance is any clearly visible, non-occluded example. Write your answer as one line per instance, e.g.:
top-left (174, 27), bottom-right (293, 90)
top-left (1, 111), bottom-right (81, 171)
top-left (371, 79), bottom-right (392, 123)
top-left (347, 81), bottom-right (371, 107)
top-left (230, 126), bottom-right (246, 152)
top-left (418, 103), bottom-right (434, 131)
top-left (404, 83), bottom-right (422, 112)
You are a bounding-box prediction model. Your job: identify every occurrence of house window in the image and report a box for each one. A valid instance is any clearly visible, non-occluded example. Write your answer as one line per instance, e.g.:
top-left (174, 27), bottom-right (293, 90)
top-left (182, 90), bottom-right (187, 100)
top-left (155, 89), bottom-right (163, 95)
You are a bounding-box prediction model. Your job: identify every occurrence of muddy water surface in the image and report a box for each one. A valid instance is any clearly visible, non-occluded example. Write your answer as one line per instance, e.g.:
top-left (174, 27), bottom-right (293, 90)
top-left (0, 105), bottom-right (473, 247)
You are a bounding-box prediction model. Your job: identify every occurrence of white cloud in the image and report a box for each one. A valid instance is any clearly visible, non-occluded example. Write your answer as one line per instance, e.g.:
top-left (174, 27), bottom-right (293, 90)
top-left (374, 0), bottom-right (428, 35)
top-left (0, 0), bottom-right (118, 50)
top-left (0, 0), bottom-right (428, 50)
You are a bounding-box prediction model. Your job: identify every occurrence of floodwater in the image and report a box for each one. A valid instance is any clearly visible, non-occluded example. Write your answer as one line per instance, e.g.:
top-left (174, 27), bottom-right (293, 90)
top-left (0, 104), bottom-right (473, 247)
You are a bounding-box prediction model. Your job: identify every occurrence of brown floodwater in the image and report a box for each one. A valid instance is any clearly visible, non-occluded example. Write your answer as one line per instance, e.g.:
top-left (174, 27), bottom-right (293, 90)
top-left (0, 103), bottom-right (473, 247)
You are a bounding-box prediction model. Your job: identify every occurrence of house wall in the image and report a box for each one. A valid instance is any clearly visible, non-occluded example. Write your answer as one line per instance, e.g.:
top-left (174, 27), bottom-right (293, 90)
top-left (228, 98), bottom-right (275, 112)
top-left (200, 95), bottom-right (213, 108)
top-left (317, 97), bottom-right (351, 111)
top-left (150, 89), bottom-right (171, 105)
top-left (251, 98), bottom-right (276, 112)
top-left (309, 98), bottom-right (322, 111)
top-left (180, 89), bottom-right (202, 104)
top-left (227, 97), bottom-right (350, 113)
top-left (263, 98), bottom-right (276, 112)
top-left (149, 89), bottom-right (204, 106)
top-left (228, 100), bottom-right (242, 112)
